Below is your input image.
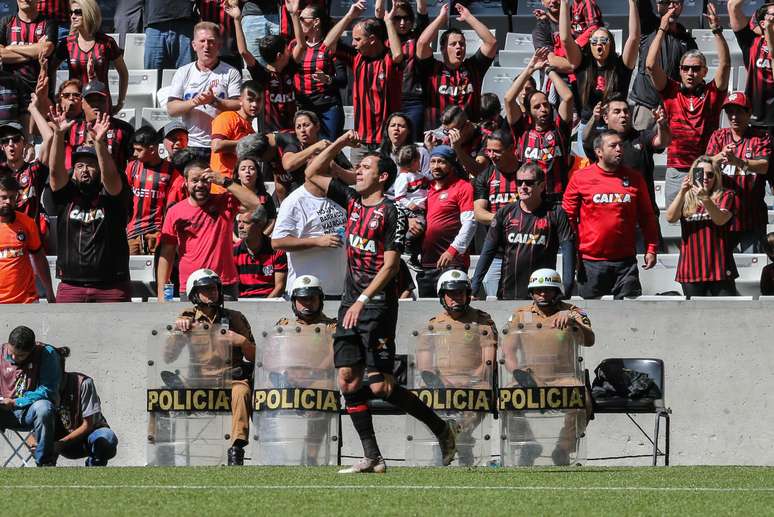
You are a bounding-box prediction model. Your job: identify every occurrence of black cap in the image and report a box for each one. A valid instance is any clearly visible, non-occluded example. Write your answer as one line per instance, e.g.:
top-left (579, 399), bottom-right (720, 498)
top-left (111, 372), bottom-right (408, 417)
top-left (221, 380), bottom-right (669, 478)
top-left (83, 80), bottom-right (108, 98)
top-left (72, 145), bottom-right (97, 162)
top-left (0, 121), bottom-right (24, 137)
top-left (163, 120), bottom-right (188, 139)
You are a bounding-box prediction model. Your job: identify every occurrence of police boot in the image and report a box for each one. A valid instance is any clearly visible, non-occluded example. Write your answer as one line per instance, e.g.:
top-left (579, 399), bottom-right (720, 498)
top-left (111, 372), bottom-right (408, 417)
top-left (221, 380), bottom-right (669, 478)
top-left (227, 445), bottom-right (245, 466)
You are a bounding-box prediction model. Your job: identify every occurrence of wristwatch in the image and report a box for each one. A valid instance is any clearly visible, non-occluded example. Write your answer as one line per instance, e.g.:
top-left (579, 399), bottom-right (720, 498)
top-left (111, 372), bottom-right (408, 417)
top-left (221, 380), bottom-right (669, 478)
top-left (222, 177), bottom-right (234, 188)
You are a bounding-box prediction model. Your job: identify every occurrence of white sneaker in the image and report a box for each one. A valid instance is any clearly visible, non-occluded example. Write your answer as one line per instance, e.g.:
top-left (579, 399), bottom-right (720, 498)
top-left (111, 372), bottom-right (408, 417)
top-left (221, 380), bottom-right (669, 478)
top-left (338, 456), bottom-right (387, 474)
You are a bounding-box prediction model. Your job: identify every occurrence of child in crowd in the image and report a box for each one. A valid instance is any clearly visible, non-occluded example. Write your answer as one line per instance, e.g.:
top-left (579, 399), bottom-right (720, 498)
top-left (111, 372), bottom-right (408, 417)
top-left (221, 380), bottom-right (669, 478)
top-left (390, 144), bottom-right (429, 269)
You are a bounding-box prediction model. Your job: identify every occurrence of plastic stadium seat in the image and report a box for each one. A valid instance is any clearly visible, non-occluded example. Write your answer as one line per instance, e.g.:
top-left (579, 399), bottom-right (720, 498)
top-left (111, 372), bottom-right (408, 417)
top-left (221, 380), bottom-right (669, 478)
top-left (497, 50), bottom-right (534, 68)
top-left (140, 108), bottom-right (173, 131)
top-left (109, 69), bottom-right (158, 111)
top-left (122, 33), bottom-right (146, 70)
top-left (591, 358), bottom-right (671, 465)
top-left (504, 32), bottom-right (534, 51)
top-left (692, 29), bottom-right (744, 68)
top-left (161, 69), bottom-right (177, 88)
top-left (626, 295), bottom-right (687, 301)
top-left (658, 213), bottom-right (681, 252)
top-left (482, 66), bottom-right (542, 107)
top-left (265, 181), bottom-right (276, 196)
top-left (737, 65), bottom-right (748, 91)
top-left (105, 33), bottom-right (121, 47)
top-left (609, 29), bottom-right (622, 51)
top-left (55, 69), bottom-right (68, 91)
top-left (114, 108), bottom-right (136, 129)
top-left (654, 180), bottom-right (665, 210)
top-left (734, 253), bottom-right (767, 297)
top-left (637, 253), bottom-right (682, 295)
top-left (343, 105), bottom-right (354, 131)
top-left (47, 255), bottom-right (156, 299)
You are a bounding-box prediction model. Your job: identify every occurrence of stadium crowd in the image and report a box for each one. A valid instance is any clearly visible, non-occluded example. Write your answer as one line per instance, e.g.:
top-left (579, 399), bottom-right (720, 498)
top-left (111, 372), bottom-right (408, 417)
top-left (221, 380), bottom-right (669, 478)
top-left (3, 0), bottom-right (774, 305)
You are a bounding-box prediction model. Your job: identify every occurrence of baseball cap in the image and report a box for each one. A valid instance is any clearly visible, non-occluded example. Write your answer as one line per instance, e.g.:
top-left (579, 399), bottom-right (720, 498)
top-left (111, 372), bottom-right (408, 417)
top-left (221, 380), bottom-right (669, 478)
top-left (72, 145), bottom-right (97, 162)
top-left (163, 120), bottom-right (188, 139)
top-left (722, 91), bottom-right (751, 111)
top-left (0, 120), bottom-right (24, 137)
top-left (83, 80), bottom-right (108, 98)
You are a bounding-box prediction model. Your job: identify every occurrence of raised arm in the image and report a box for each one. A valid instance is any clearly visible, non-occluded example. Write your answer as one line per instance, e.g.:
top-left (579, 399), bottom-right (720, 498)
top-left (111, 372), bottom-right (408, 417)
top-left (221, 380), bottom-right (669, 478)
top-left (384, 4), bottom-right (405, 63)
top-left (306, 130), bottom-right (360, 193)
top-left (622, 0), bottom-right (641, 69)
top-left (281, 140), bottom-right (329, 172)
top-left (706, 3), bottom-right (731, 91)
top-left (504, 48), bottom-right (549, 125)
top-left (559, 0), bottom-right (582, 68)
top-left (416, 3), bottom-right (449, 60)
top-left (225, 2), bottom-right (257, 68)
top-left (47, 106), bottom-right (75, 192)
top-left (549, 68), bottom-right (574, 124)
top-left (204, 169), bottom-right (260, 209)
top-left (323, 1), bottom-right (366, 53)
top-left (699, 190), bottom-right (732, 226)
top-left (455, 4), bottom-right (496, 59)
top-left (89, 114), bottom-right (122, 196)
top-left (651, 105), bottom-right (672, 149)
top-left (727, 0), bottom-right (748, 32)
top-left (287, 0), bottom-right (306, 63)
top-left (645, 8), bottom-right (673, 93)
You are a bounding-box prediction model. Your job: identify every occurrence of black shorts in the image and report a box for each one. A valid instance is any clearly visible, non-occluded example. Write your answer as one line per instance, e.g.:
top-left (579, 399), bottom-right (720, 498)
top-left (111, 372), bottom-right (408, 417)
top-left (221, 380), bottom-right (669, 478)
top-left (333, 302), bottom-right (397, 372)
top-left (577, 258), bottom-right (642, 299)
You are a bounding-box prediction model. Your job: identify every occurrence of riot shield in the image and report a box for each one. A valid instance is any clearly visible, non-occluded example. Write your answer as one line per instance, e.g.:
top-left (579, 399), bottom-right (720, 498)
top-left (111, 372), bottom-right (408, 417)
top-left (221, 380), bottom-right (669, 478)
top-left (498, 321), bottom-right (588, 467)
top-left (253, 324), bottom-right (339, 466)
top-left (405, 322), bottom-right (496, 466)
top-left (146, 323), bottom-right (233, 466)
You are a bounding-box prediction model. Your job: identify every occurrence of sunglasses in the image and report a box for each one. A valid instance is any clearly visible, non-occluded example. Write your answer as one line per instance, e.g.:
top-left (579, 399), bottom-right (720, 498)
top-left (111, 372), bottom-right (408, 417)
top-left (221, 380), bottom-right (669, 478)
top-left (1, 135), bottom-right (23, 145)
top-left (516, 179), bottom-right (539, 186)
top-left (680, 64), bottom-right (702, 72)
top-left (71, 8), bottom-right (83, 16)
top-left (589, 36), bottom-right (609, 45)
top-left (61, 92), bottom-right (81, 99)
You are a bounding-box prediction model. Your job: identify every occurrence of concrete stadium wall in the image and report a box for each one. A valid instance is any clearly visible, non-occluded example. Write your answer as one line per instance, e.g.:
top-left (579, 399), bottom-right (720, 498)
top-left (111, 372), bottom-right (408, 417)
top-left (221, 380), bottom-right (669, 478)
top-left (1, 299), bottom-right (771, 467)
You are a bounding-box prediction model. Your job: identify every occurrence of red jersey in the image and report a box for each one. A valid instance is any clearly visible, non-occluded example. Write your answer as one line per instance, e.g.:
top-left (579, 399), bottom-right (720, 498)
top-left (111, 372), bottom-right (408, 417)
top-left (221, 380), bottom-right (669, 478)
top-left (706, 127), bottom-right (771, 233)
top-left (55, 33), bottom-right (123, 98)
top-left (562, 163), bottom-right (659, 260)
top-left (417, 50), bottom-right (493, 128)
top-left (125, 159), bottom-right (180, 239)
top-left (571, 0), bottom-right (603, 46)
top-left (422, 176), bottom-right (474, 268)
top-left (3, 160), bottom-right (48, 231)
top-left (248, 61), bottom-right (297, 132)
top-left (233, 237), bottom-right (287, 297)
top-left (735, 27), bottom-right (774, 127)
top-left (660, 79), bottom-right (726, 169)
top-left (160, 193), bottom-right (241, 288)
top-left (676, 189), bottom-right (737, 282)
top-left (337, 45), bottom-right (403, 145)
top-left (512, 116), bottom-right (572, 194)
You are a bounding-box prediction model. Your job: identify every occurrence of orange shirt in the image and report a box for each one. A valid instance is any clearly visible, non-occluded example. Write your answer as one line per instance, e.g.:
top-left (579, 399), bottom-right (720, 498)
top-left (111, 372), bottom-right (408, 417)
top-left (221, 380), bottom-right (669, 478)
top-left (210, 111), bottom-right (255, 177)
top-left (0, 211), bottom-right (42, 304)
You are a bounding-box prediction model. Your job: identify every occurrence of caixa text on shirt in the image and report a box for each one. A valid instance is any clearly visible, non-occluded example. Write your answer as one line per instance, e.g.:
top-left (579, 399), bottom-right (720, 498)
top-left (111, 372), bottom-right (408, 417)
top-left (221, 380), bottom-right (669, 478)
top-left (253, 388), bottom-right (341, 412)
top-left (68, 207), bottom-right (105, 223)
top-left (499, 386), bottom-right (586, 411)
top-left (147, 388), bottom-right (232, 412)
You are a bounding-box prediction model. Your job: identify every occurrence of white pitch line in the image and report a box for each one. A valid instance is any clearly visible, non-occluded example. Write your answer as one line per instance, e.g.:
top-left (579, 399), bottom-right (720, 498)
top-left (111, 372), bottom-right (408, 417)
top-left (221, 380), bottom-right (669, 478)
top-left (4, 485), bottom-right (774, 493)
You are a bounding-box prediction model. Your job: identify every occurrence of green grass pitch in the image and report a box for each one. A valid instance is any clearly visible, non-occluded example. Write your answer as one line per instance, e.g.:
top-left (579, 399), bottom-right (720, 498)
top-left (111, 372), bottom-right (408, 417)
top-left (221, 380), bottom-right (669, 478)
top-left (2, 466), bottom-right (774, 516)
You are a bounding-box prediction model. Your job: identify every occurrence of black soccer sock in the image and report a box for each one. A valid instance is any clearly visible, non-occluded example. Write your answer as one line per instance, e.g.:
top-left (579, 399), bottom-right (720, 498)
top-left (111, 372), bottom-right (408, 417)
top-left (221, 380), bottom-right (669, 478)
top-left (386, 385), bottom-right (447, 437)
top-left (344, 387), bottom-right (381, 459)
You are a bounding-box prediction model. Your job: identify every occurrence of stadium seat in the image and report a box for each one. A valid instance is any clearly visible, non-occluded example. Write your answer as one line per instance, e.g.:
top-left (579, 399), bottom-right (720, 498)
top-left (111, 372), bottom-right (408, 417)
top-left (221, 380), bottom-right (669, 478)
top-left (735, 254), bottom-right (767, 297)
top-left (654, 180), bottom-right (665, 210)
top-left (590, 358), bottom-right (671, 466)
top-left (497, 50), bottom-right (534, 68)
top-left (46, 255), bottom-right (156, 299)
top-left (114, 108), bottom-right (136, 129)
top-left (692, 29), bottom-right (744, 68)
top-left (737, 65), bottom-right (748, 91)
top-left (55, 69), bottom-right (68, 91)
top-left (689, 295), bottom-right (755, 300)
top-left (140, 108), bottom-right (173, 131)
top-left (109, 69), bottom-right (158, 112)
top-left (638, 253), bottom-right (682, 295)
top-left (503, 32), bottom-right (533, 51)
top-left (0, 1), bottom-right (15, 17)
top-left (0, 429), bottom-right (34, 467)
top-left (330, 0), bottom-right (375, 17)
top-left (658, 213), bottom-right (681, 252)
top-left (122, 33), bottom-right (146, 71)
top-left (482, 66), bottom-right (542, 107)
top-left (343, 106), bottom-right (354, 131)
top-left (105, 33), bottom-right (122, 48)
top-left (161, 69), bottom-right (177, 89)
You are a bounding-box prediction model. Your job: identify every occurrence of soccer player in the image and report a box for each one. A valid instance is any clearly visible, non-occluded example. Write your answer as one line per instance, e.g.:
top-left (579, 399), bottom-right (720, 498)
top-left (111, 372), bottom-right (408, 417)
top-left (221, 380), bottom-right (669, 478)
top-left (415, 3), bottom-right (497, 128)
top-left (323, 1), bottom-right (404, 165)
top-left (305, 129), bottom-right (457, 473)
top-left (562, 131), bottom-right (659, 299)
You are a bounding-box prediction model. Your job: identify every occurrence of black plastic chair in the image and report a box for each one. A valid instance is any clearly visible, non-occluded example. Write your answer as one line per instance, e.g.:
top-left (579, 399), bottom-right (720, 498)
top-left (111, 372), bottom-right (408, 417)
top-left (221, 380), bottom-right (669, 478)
top-left (336, 354), bottom-right (407, 465)
top-left (590, 358), bottom-right (671, 466)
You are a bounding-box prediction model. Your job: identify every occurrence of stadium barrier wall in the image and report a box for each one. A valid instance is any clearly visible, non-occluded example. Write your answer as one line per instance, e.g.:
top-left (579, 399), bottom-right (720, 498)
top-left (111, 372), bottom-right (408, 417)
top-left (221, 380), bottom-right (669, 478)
top-left (1, 299), bottom-right (770, 467)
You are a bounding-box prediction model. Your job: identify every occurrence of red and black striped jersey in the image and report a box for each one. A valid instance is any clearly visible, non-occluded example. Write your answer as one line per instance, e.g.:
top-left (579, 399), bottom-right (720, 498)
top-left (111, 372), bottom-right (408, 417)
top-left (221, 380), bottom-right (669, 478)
top-left (233, 236), bottom-right (287, 297)
top-left (512, 116), bottom-right (572, 194)
top-left (2, 160), bottom-right (48, 227)
top-left (248, 61), bottom-right (297, 132)
top-left (327, 177), bottom-right (406, 305)
top-left (197, 0), bottom-right (234, 41)
top-left (706, 127), bottom-right (772, 233)
top-left (417, 50), bottom-right (493, 129)
top-left (0, 14), bottom-right (58, 90)
top-left (484, 199), bottom-right (574, 299)
top-left (38, 0), bottom-right (69, 23)
top-left (292, 42), bottom-right (345, 109)
top-left (125, 159), bottom-right (180, 238)
top-left (676, 189), bottom-right (737, 283)
top-left (571, 0), bottom-right (603, 46)
top-left (279, 0), bottom-right (325, 39)
top-left (55, 33), bottom-right (123, 97)
top-left (473, 164), bottom-right (519, 214)
top-left (735, 27), bottom-right (774, 127)
top-left (337, 44), bottom-right (403, 145)
top-left (64, 117), bottom-right (135, 173)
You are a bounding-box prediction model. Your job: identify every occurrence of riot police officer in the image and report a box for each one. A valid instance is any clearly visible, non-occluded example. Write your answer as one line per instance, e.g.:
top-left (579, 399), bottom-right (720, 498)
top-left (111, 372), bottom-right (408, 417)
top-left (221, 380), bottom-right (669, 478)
top-left (509, 268), bottom-right (594, 465)
top-left (417, 270), bottom-right (498, 465)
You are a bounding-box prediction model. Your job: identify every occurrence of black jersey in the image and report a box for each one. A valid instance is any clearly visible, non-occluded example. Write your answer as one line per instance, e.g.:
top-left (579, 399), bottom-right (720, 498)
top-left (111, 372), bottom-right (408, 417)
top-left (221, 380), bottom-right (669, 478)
top-left (327, 178), bottom-right (406, 305)
top-left (473, 164), bottom-right (519, 214)
top-left (486, 199), bottom-right (573, 299)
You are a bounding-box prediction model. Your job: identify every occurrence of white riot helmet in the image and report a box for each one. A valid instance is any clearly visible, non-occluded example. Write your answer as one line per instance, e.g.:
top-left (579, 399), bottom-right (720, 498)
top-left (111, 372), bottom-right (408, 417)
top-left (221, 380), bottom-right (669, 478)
top-left (186, 269), bottom-right (223, 307)
top-left (291, 275), bottom-right (324, 320)
top-left (437, 269), bottom-right (471, 314)
top-left (527, 268), bottom-right (563, 307)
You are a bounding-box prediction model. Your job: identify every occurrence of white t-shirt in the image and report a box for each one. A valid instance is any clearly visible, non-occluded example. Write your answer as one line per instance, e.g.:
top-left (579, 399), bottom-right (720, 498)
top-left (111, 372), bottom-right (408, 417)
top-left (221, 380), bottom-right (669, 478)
top-left (167, 60), bottom-right (242, 148)
top-left (271, 185), bottom-right (347, 297)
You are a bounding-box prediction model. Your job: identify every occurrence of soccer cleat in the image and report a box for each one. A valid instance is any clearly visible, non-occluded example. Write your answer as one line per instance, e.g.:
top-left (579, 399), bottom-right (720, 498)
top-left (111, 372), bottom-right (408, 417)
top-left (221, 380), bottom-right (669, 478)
top-left (227, 445), bottom-right (245, 466)
top-left (337, 456), bottom-right (387, 474)
top-left (438, 421), bottom-right (458, 466)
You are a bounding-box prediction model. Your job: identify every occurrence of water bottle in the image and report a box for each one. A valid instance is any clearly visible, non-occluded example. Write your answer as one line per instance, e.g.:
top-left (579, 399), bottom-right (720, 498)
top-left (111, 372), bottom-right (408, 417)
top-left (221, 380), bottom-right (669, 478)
top-left (220, 315), bottom-right (229, 332)
top-left (336, 226), bottom-right (346, 246)
top-left (163, 283), bottom-right (174, 301)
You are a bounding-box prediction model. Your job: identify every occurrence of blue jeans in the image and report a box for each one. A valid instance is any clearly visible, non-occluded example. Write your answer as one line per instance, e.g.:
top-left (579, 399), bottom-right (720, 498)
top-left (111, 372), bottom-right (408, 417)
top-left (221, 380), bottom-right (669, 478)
top-left (58, 427), bottom-right (118, 466)
top-left (482, 256), bottom-right (502, 298)
top-left (242, 14), bottom-right (280, 65)
top-left (57, 25), bottom-right (71, 70)
top-left (402, 98), bottom-right (425, 138)
top-left (0, 400), bottom-right (56, 465)
top-left (144, 20), bottom-right (195, 70)
top-left (317, 104), bottom-right (344, 141)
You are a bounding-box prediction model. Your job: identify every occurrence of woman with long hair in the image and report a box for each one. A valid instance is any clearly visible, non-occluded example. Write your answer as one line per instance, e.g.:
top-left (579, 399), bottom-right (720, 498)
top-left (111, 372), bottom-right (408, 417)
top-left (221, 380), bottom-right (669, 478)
top-left (560, 0), bottom-right (639, 125)
top-left (666, 155), bottom-right (738, 297)
top-left (378, 112), bottom-right (428, 175)
top-left (53, 0), bottom-right (128, 113)
top-left (234, 155), bottom-right (277, 236)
